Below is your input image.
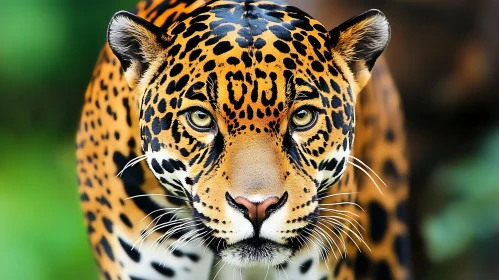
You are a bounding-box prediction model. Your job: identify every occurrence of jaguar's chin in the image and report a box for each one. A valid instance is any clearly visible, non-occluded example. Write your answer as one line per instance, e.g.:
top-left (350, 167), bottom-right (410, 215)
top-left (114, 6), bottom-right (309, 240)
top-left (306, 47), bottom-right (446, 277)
top-left (219, 239), bottom-right (294, 268)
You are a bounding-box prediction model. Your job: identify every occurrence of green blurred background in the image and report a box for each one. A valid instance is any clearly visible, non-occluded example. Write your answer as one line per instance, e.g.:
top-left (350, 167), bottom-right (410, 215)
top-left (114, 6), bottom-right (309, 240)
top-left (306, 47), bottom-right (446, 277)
top-left (1, 0), bottom-right (498, 279)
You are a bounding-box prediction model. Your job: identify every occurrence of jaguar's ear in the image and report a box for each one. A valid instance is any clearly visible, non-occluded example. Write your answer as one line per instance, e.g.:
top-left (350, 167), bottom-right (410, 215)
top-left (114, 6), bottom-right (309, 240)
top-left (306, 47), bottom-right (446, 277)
top-left (108, 11), bottom-right (170, 88)
top-left (329, 9), bottom-right (390, 90)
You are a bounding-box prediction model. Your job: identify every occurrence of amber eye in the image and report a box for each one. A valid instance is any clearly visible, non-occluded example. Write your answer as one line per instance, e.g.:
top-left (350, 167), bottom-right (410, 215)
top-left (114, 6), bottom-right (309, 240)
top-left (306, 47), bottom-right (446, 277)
top-left (291, 108), bottom-right (316, 130)
top-left (187, 109), bottom-right (214, 131)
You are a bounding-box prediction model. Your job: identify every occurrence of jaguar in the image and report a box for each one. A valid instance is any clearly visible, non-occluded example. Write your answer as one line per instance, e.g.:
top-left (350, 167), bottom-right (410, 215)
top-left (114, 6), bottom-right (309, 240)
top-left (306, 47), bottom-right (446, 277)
top-left (76, 0), bottom-right (410, 279)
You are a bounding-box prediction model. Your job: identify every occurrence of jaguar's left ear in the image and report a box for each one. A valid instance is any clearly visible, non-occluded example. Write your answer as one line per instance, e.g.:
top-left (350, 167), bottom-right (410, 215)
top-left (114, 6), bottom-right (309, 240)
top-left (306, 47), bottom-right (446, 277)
top-left (329, 9), bottom-right (390, 90)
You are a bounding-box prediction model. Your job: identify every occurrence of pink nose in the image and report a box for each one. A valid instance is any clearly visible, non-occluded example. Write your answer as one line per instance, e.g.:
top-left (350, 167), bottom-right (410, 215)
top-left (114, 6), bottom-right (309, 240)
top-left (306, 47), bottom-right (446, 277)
top-left (234, 196), bottom-right (280, 223)
top-left (225, 192), bottom-right (289, 231)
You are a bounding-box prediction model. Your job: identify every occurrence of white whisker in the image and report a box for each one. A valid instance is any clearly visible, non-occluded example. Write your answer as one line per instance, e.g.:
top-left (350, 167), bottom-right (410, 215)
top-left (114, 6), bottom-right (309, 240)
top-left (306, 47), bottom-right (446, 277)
top-left (264, 265), bottom-right (270, 280)
top-left (140, 211), bottom-right (183, 240)
top-left (319, 214), bottom-right (365, 236)
top-left (141, 207), bottom-right (189, 222)
top-left (347, 160), bottom-right (384, 195)
top-left (318, 201), bottom-right (365, 211)
top-left (148, 220), bottom-right (199, 251)
top-left (279, 263), bottom-right (289, 280)
top-left (313, 223), bottom-right (343, 259)
top-left (318, 207), bottom-right (360, 217)
top-left (321, 218), bottom-right (371, 252)
top-left (202, 235), bottom-right (216, 253)
top-left (349, 155), bottom-right (387, 188)
top-left (317, 220), bottom-right (349, 258)
top-left (117, 154), bottom-right (147, 177)
top-left (212, 261), bottom-right (228, 280)
top-left (318, 191), bottom-right (359, 200)
top-left (302, 227), bottom-right (334, 260)
top-left (213, 257), bottom-right (224, 270)
top-left (136, 218), bottom-right (194, 250)
top-left (125, 193), bottom-right (189, 202)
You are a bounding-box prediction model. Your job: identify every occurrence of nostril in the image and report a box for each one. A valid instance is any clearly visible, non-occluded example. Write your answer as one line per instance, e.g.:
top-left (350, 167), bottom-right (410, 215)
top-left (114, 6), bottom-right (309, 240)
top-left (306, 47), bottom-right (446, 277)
top-left (225, 192), bottom-right (250, 215)
top-left (264, 191), bottom-right (288, 218)
top-left (226, 192), bottom-right (289, 228)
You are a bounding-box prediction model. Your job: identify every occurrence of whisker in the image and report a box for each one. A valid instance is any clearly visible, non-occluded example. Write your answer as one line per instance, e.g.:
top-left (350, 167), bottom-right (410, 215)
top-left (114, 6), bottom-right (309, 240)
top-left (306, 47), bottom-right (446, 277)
top-left (147, 220), bottom-right (199, 250)
top-left (154, 225), bottom-right (200, 254)
top-left (317, 220), bottom-right (349, 258)
top-left (140, 216), bottom-right (191, 240)
top-left (318, 214), bottom-right (365, 236)
top-left (199, 72), bottom-right (214, 90)
top-left (264, 265), bottom-right (270, 280)
top-left (313, 223), bottom-right (343, 259)
top-left (215, 239), bottom-right (223, 255)
top-left (136, 218), bottom-right (194, 250)
top-left (158, 221), bottom-right (200, 245)
top-left (322, 215), bottom-right (365, 238)
top-left (318, 191), bottom-right (359, 200)
top-left (195, 231), bottom-right (213, 249)
top-left (202, 235), bottom-right (217, 253)
top-left (318, 201), bottom-right (365, 211)
top-left (319, 221), bottom-right (346, 255)
top-left (296, 235), bottom-right (314, 258)
top-left (283, 73), bottom-right (295, 112)
top-left (302, 227), bottom-right (334, 260)
top-left (317, 209), bottom-right (362, 228)
top-left (321, 218), bottom-right (371, 252)
top-left (141, 211), bottom-right (183, 239)
top-left (318, 207), bottom-right (360, 218)
top-left (167, 229), bottom-right (200, 252)
top-left (347, 160), bottom-right (384, 195)
top-left (349, 155), bottom-right (387, 188)
top-left (198, 73), bottom-right (222, 112)
top-left (136, 216), bottom-right (188, 247)
top-left (317, 220), bottom-right (347, 250)
top-left (212, 257), bottom-right (224, 270)
top-left (282, 263), bottom-right (290, 280)
top-left (298, 234), bottom-right (330, 268)
top-left (175, 227), bottom-right (212, 251)
top-left (328, 220), bottom-right (363, 253)
top-left (141, 207), bottom-right (190, 222)
top-left (168, 227), bottom-right (206, 252)
top-left (212, 261), bottom-right (228, 280)
top-left (305, 224), bottom-right (338, 255)
top-left (125, 193), bottom-right (190, 202)
top-left (117, 155), bottom-right (147, 177)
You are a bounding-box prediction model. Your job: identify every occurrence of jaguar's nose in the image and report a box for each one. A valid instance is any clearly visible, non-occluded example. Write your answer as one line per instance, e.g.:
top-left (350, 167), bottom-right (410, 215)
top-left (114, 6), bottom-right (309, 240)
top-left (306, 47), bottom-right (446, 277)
top-left (225, 192), bottom-right (288, 231)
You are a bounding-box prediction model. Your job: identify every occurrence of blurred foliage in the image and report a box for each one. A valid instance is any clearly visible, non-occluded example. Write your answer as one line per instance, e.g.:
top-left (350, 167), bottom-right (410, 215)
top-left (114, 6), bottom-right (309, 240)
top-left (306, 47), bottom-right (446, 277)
top-left (0, 0), bottom-right (136, 133)
top-left (0, 134), bottom-right (97, 279)
top-left (0, 0), bottom-right (139, 278)
top-left (423, 129), bottom-right (499, 262)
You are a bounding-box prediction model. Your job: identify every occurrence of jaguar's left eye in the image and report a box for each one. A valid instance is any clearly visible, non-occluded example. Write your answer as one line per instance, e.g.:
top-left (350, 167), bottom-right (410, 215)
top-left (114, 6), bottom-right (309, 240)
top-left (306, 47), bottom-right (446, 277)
top-left (187, 109), bottom-right (214, 131)
top-left (291, 107), bottom-right (317, 131)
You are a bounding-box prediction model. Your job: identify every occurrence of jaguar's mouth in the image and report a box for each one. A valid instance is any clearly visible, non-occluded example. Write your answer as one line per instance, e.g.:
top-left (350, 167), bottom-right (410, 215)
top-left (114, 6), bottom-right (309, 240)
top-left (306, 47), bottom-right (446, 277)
top-left (218, 238), bottom-right (293, 267)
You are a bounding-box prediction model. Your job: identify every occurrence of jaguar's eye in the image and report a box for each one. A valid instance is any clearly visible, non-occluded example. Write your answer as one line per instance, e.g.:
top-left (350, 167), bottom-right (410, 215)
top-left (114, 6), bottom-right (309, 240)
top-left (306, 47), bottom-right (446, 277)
top-left (187, 109), bottom-right (214, 131)
top-left (291, 108), bottom-right (317, 130)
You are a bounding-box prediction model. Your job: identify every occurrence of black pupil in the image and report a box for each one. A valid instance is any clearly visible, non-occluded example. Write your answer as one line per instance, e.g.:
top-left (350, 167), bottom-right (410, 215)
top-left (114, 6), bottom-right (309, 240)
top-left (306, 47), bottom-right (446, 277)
top-left (196, 111), bottom-right (207, 119)
top-left (296, 110), bottom-right (307, 119)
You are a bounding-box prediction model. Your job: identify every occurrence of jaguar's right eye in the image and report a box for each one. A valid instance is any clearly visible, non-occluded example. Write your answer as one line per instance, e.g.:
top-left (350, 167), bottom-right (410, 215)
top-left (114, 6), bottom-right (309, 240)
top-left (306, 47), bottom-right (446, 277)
top-left (290, 107), bottom-right (318, 131)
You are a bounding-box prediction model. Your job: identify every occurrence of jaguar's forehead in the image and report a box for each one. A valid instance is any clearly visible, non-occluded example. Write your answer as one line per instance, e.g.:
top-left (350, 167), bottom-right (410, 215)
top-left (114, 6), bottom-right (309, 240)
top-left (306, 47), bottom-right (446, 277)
top-left (148, 1), bottom-right (348, 119)
top-left (168, 1), bottom-right (329, 43)
top-left (164, 1), bottom-right (333, 63)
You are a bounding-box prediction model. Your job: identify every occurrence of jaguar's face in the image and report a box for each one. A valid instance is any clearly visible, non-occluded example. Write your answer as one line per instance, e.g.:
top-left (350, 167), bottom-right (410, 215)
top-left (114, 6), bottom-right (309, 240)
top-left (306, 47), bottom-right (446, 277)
top-left (108, 1), bottom-right (390, 267)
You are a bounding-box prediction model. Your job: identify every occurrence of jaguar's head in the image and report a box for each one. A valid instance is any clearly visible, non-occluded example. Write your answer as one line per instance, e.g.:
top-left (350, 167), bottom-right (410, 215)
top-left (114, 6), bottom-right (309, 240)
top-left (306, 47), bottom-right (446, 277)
top-left (108, 1), bottom-right (389, 267)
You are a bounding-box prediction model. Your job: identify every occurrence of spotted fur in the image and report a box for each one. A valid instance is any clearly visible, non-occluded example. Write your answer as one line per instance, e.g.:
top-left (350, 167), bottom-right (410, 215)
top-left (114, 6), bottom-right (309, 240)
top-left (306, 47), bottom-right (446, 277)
top-left (77, 0), bottom-right (409, 279)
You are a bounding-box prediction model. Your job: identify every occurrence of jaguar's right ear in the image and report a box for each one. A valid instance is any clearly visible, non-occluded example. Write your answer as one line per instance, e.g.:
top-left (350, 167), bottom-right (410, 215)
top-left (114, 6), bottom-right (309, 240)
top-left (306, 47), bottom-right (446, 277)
top-left (107, 11), bottom-right (170, 88)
